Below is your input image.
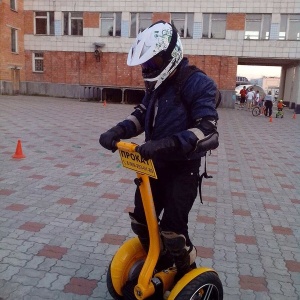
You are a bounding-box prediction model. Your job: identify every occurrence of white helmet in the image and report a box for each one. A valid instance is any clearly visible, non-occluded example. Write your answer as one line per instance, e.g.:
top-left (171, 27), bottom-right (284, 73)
top-left (127, 21), bottom-right (183, 92)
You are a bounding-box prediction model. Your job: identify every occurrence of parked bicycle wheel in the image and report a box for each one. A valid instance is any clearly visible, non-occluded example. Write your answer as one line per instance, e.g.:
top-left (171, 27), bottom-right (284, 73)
top-left (252, 106), bottom-right (260, 116)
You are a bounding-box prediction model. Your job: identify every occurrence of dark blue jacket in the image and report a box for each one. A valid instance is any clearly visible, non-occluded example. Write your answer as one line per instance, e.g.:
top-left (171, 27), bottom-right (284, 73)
top-left (118, 58), bottom-right (218, 161)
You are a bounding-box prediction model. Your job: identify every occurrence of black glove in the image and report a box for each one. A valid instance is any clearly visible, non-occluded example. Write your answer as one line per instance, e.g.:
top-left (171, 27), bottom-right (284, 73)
top-left (195, 132), bottom-right (219, 152)
top-left (99, 126), bottom-right (125, 151)
top-left (137, 137), bottom-right (179, 160)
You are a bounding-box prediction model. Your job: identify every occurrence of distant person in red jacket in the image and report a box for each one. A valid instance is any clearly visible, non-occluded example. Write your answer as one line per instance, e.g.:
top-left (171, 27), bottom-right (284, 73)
top-left (239, 86), bottom-right (247, 108)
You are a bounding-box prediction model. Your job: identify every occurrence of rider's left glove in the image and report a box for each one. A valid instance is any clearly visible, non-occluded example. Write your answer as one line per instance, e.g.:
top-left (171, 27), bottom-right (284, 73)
top-left (137, 137), bottom-right (179, 160)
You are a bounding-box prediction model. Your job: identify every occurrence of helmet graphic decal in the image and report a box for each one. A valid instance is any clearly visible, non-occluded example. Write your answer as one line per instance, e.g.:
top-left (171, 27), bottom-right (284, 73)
top-left (127, 21), bottom-right (183, 92)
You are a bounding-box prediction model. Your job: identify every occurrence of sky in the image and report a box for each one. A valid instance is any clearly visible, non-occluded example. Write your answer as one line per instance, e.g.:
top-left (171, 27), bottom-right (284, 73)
top-left (237, 65), bottom-right (281, 80)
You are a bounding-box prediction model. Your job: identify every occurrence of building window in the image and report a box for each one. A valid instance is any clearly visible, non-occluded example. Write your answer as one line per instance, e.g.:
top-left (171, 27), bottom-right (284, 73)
top-left (130, 12), bottom-right (152, 38)
top-left (171, 13), bottom-right (194, 38)
top-left (35, 12), bottom-right (54, 35)
top-left (279, 14), bottom-right (288, 40)
top-left (280, 14), bottom-right (300, 40)
top-left (10, 0), bottom-right (17, 10)
top-left (63, 12), bottom-right (83, 36)
top-left (245, 14), bottom-right (271, 40)
top-left (11, 28), bottom-right (17, 53)
top-left (202, 14), bottom-right (226, 39)
top-left (100, 12), bottom-right (121, 36)
top-left (33, 53), bottom-right (44, 72)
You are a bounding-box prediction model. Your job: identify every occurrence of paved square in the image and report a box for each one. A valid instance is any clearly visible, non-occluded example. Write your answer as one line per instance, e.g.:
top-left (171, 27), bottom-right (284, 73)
top-left (0, 95), bottom-right (299, 299)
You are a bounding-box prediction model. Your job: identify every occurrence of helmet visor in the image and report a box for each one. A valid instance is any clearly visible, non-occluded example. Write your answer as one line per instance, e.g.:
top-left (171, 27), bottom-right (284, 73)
top-left (141, 55), bottom-right (164, 79)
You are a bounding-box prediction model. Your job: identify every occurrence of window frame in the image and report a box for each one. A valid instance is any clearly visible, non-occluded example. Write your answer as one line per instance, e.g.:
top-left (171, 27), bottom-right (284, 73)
top-left (279, 14), bottom-right (288, 40)
top-left (202, 13), bottom-right (226, 39)
top-left (10, 0), bottom-right (17, 11)
top-left (244, 14), bottom-right (271, 40)
top-left (171, 12), bottom-right (194, 38)
top-left (280, 14), bottom-right (300, 41)
top-left (100, 12), bottom-right (121, 37)
top-left (63, 12), bottom-right (83, 36)
top-left (11, 28), bottom-right (18, 53)
top-left (130, 12), bottom-right (152, 38)
top-left (34, 12), bottom-right (55, 35)
top-left (32, 52), bottom-right (44, 73)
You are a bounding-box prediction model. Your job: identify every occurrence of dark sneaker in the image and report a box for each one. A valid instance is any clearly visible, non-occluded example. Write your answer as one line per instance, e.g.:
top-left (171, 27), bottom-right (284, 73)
top-left (174, 246), bottom-right (197, 282)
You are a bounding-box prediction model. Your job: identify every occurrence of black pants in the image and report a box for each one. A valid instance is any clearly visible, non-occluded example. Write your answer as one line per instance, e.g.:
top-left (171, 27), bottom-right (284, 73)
top-left (133, 159), bottom-right (201, 246)
top-left (265, 101), bottom-right (273, 117)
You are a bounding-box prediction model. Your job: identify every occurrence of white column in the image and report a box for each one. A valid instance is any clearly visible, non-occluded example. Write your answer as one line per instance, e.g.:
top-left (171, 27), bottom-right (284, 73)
top-left (292, 65), bottom-right (300, 113)
top-left (278, 66), bottom-right (286, 101)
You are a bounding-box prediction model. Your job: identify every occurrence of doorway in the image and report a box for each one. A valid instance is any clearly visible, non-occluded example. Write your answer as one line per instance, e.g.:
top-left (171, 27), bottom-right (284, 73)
top-left (11, 67), bottom-right (20, 94)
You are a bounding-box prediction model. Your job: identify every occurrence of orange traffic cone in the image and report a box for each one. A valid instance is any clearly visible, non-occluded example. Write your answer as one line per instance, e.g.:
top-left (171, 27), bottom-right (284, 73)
top-left (12, 140), bottom-right (26, 159)
top-left (103, 100), bottom-right (107, 107)
top-left (269, 115), bottom-right (273, 122)
top-left (292, 113), bottom-right (296, 119)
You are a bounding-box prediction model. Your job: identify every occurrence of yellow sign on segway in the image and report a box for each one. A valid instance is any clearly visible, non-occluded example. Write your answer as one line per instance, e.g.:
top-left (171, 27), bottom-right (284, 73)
top-left (118, 150), bottom-right (157, 179)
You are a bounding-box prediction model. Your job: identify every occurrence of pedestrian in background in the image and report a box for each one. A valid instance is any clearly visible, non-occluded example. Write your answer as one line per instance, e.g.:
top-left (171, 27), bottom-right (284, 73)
top-left (264, 91), bottom-right (274, 117)
top-left (239, 86), bottom-right (247, 108)
top-left (255, 90), bottom-right (260, 105)
top-left (246, 87), bottom-right (255, 110)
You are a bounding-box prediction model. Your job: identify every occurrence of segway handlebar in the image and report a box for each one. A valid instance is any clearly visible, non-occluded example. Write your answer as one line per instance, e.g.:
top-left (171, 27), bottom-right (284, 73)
top-left (112, 140), bottom-right (140, 153)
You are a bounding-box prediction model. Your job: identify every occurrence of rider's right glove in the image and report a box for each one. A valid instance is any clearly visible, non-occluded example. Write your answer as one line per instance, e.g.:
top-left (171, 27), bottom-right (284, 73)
top-left (99, 126), bottom-right (125, 152)
top-left (195, 132), bottom-right (219, 152)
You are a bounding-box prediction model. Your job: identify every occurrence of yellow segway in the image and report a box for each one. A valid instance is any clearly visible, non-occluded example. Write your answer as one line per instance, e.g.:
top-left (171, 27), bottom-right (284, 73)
top-left (106, 141), bottom-right (223, 300)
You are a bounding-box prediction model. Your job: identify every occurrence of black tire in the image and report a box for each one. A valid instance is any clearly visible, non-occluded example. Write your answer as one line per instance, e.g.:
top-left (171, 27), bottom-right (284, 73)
top-left (107, 263), bottom-right (123, 300)
top-left (174, 271), bottom-right (223, 300)
top-left (252, 107), bottom-right (260, 116)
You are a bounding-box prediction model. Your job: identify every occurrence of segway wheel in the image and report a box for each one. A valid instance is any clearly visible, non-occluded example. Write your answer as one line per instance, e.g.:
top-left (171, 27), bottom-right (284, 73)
top-left (172, 271), bottom-right (223, 300)
top-left (107, 264), bottom-right (123, 300)
top-left (106, 237), bottom-right (146, 299)
top-left (252, 107), bottom-right (260, 117)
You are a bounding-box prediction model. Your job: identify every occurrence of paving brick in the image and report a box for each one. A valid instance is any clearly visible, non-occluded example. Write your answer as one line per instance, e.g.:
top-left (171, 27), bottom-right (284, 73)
top-left (75, 214), bottom-right (98, 223)
top-left (236, 235), bottom-right (257, 245)
top-left (37, 245), bottom-right (69, 260)
top-left (239, 275), bottom-right (268, 292)
top-left (25, 287), bottom-right (61, 299)
top-left (0, 266), bottom-right (20, 280)
top-left (285, 260), bottom-right (300, 272)
top-left (18, 222), bottom-right (46, 232)
top-left (101, 233), bottom-right (127, 245)
top-left (5, 204), bottom-right (28, 211)
top-left (63, 277), bottom-right (98, 296)
top-left (272, 226), bottom-right (293, 235)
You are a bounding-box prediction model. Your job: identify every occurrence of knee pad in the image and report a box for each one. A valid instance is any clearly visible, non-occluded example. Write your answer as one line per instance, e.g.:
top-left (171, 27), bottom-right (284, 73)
top-left (129, 212), bottom-right (149, 251)
top-left (129, 213), bottom-right (148, 237)
top-left (129, 212), bottom-right (148, 237)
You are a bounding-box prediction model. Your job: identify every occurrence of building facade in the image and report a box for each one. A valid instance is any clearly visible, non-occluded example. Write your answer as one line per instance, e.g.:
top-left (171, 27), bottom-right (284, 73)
top-left (1, 0), bottom-right (300, 111)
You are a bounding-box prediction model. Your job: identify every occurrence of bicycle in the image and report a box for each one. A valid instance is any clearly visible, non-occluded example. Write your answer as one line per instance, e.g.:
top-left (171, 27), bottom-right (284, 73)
top-left (252, 105), bottom-right (265, 117)
top-left (275, 109), bottom-right (284, 118)
top-left (106, 141), bottom-right (223, 300)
